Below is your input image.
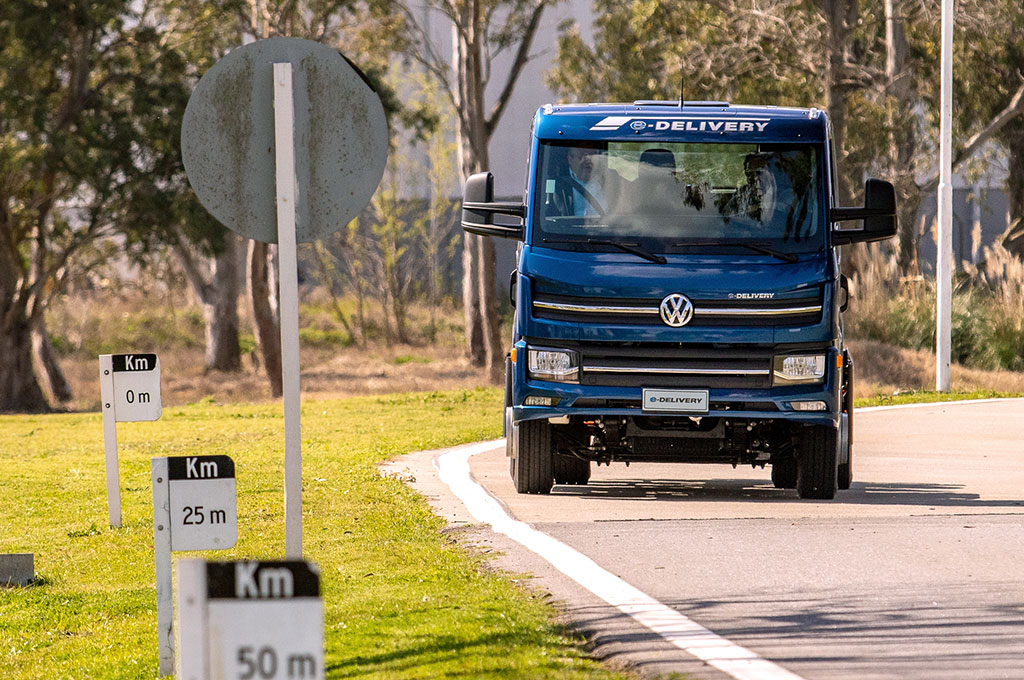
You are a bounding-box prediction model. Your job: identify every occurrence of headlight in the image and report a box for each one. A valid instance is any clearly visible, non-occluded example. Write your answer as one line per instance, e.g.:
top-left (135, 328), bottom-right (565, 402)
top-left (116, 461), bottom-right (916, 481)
top-left (773, 354), bottom-right (826, 383)
top-left (528, 347), bottom-right (579, 383)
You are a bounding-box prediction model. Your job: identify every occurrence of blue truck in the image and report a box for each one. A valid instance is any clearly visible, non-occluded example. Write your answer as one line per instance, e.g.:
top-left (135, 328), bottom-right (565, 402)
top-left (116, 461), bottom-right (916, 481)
top-left (462, 101), bottom-right (897, 499)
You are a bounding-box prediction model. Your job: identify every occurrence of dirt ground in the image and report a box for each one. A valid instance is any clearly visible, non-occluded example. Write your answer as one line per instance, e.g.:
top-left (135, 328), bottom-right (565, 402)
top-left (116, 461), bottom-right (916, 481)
top-left (846, 339), bottom-right (1024, 398)
top-left (60, 344), bottom-right (491, 412)
top-left (55, 337), bottom-right (1024, 413)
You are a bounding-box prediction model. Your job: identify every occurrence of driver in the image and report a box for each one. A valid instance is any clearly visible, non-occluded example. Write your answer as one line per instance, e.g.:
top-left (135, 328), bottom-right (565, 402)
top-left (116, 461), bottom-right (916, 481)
top-left (566, 146), bottom-right (626, 216)
top-left (736, 153), bottom-right (777, 221)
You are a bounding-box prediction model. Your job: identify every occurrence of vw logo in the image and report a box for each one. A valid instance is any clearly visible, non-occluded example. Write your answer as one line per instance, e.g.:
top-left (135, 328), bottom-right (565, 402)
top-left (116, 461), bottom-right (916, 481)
top-left (630, 120), bottom-right (647, 130)
top-left (659, 293), bottom-right (694, 327)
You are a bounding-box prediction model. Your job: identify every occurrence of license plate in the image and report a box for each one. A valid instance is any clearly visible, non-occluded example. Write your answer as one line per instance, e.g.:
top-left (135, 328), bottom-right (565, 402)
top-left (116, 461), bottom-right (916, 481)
top-left (642, 389), bottom-right (709, 413)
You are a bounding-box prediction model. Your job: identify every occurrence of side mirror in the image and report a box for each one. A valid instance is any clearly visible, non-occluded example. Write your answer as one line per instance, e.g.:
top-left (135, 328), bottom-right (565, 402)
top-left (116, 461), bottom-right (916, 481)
top-left (831, 179), bottom-right (898, 246)
top-left (461, 171), bottom-right (526, 240)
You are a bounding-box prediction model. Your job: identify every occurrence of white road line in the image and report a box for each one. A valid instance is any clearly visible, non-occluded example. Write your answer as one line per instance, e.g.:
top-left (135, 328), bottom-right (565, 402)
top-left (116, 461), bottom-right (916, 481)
top-left (436, 441), bottom-right (805, 680)
top-left (858, 397), bottom-right (1022, 413)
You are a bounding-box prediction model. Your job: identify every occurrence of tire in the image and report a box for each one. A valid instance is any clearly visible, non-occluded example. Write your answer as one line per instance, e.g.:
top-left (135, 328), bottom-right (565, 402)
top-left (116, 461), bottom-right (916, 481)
top-left (838, 354), bottom-right (854, 490)
top-left (837, 412), bottom-right (853, 490)
top-left (796, 425), bottom-right (838, 500)
top-left (553, 454), bottom-right (591, 486)
top-left (510, 419), bottom-right (554, 494)
top-left (505, 407), bottom-right (515, 476)
top-left (771, 455), bottom-right (798, 489)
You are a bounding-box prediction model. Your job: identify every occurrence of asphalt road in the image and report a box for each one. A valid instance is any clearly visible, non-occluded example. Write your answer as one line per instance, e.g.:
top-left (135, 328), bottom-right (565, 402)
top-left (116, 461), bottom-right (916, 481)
top-left (400, 399), bottom-right (1024, 680)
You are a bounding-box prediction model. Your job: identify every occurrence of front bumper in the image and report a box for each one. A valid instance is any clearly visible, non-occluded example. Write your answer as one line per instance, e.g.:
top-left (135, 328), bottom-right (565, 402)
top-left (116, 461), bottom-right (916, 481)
top-left (510, 339), bottom-right (841, 428)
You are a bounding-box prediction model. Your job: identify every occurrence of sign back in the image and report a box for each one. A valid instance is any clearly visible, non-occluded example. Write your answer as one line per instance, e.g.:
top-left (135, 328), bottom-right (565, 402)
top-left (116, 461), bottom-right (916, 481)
top-left (180, 37), bottom-right (388, 244)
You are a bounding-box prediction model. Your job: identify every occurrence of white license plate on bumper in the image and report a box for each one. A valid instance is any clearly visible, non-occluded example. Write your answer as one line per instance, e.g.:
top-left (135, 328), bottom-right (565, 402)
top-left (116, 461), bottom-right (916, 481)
top-left (642, 389), bottom-right (709, 413)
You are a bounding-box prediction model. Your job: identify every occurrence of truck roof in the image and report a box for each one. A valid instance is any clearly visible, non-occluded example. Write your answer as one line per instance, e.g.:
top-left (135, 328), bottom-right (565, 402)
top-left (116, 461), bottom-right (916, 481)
top-left (534, 102), bottom-right (829, 144)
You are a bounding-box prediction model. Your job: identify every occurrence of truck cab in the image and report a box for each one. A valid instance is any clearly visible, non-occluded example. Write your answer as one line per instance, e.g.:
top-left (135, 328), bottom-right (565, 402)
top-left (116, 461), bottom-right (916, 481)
top-left (463, 101), bottom-right (896, 499)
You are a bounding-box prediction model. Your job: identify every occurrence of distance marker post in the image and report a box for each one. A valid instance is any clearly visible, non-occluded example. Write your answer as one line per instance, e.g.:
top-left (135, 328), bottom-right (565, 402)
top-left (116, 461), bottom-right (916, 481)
top-left (153, 455), bottom-right (237, 677)
top-left (99, 353), bottom-right (162, 527)
top-left (177, 559), bottom-right (324, 680)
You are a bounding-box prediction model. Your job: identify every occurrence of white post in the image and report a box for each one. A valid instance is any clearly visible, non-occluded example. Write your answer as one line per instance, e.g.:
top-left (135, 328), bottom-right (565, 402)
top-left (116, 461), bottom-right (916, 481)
top-left (273, 62), bottom-right (303, 559)
top-left (152, 458), bottom-right (174, 677)
top-left (176, 559), bottom-right (208, 680)
top-left (99, 355), bottom-right (121, 528)
top-left (935, 0), bottom-right (954, 392)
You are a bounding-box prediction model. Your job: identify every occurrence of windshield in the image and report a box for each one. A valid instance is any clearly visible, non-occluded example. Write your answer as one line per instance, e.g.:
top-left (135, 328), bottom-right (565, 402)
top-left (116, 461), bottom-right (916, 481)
top-left (533, 141), bottom-right (823, 256)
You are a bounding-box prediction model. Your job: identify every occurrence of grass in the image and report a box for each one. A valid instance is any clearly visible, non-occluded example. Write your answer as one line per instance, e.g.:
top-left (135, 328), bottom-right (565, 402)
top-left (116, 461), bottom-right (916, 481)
top-left (0, 388), bottom-right (628, 680)
top-left (854, 389), bottom-right (1024, 408)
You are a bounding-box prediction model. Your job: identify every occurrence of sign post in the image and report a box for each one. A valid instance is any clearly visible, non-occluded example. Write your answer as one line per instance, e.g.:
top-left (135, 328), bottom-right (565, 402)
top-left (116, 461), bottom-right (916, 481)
top-left (99, 353), bottom-right (162, 527)
top-left (181, 37), bottom-right (388, 558)
top-left (273, 62), bottom-right (304, 559)
top-left (152, 455), bottom-right (238, 677)
top-left (177, 559), bottom-right (324, 680)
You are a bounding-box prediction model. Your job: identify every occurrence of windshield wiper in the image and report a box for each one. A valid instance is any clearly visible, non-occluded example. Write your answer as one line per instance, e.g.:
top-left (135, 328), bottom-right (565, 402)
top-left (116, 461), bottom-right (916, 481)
top-left (544, 238), bottom-right (667, 264)
top-left (670, 242), bottom-right (798, 263)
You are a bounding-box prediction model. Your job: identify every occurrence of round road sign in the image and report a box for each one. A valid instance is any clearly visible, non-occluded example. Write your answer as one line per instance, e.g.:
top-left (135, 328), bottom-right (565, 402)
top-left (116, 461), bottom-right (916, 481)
top-left (181, 37), bottom-right (388, 243)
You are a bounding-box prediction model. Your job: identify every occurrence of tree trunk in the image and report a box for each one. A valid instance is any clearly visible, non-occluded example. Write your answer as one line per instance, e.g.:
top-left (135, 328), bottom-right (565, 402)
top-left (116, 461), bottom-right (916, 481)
top-left (462, 232), bottom-right (485, 362)
top-left (0, 226), bottom-right (50, 412)
top-left (477, 234), bottom-right (503, 382)
top-left (249, 240), bottom-right (283, 398)
top-left (32, 317), bottom-right (73, 403)
top-left (454, 15), bottom-right (487, 367)
top-left (453, 6), bottom-right (503, 378)
top-left (885, 0), bottom-right (922, 277)
top-left (175, 232), bottom-right (244, 373)
top-left (1002, 126), bottom-right (1024, 257)
top-left (204, 233), bottom-right (243, 372)
top-left (820, 0), bottom-right (859, 208)
top-left (817, 0), bottom-right (864, 277)
top-left (0, 311), bottom-right (50, 413)
top-left (896, 179), bottom-right (923, 275)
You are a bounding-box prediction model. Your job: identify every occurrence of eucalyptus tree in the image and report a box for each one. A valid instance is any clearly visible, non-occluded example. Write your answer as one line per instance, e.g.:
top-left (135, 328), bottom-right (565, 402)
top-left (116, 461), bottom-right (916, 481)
top-left (938, 0), bottom-right (1024, 258)
top-left (172, 0), bottom-right (411, 396)
top-left (0, 0), bottom-right (196, 412)
top-left (396, 0), bottom-right (559, 382)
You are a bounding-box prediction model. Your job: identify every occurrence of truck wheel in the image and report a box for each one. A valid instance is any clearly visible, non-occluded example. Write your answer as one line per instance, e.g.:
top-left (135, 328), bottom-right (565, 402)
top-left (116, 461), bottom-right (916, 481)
top-left (511, 419), bottom-right (554, 494)
top-left (838, 355), bottom-right (854, 490)
top-left (554, 454), bottom-right (590, 485)
top-left (796, 425), bottom-right (838, 500)
top-left (504, 407), bottom-right (515, 476)
top-left (837, 412), bottom-right (853, 490)
top-left (771, 455), bottom-right (798, 489)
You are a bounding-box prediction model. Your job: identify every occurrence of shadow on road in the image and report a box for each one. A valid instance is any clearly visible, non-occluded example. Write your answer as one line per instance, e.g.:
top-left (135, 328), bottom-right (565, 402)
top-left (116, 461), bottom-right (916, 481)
top-left (562, 582), bottom-right (1024, 678)
top-left (553, 478), bottom-right (1024, 508)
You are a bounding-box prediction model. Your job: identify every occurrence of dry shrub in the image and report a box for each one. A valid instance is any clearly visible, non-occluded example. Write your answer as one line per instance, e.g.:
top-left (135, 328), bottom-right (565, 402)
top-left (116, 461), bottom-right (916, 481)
top-left (847, 243), bottom-right (1024, 372)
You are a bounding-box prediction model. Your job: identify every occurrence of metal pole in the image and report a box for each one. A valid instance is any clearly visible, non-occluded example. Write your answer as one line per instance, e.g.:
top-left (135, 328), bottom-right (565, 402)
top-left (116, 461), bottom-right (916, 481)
top-left (176, 559), bottom-right (208, 680)
top-left (936, 0), bottom-right (954, 391)
top-left (99, 355), bottom-right (122, 528)
top-left (152, 458), bottom-right (174, 677)
top-left (274, 62), bottom-right (303, 559)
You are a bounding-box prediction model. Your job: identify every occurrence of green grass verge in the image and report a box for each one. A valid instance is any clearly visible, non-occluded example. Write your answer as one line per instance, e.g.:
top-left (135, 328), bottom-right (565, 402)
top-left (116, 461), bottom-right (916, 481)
top-left (855, 389), bottom-right (1024, 408)
top-left (0, 388), bottom-right (628, 680)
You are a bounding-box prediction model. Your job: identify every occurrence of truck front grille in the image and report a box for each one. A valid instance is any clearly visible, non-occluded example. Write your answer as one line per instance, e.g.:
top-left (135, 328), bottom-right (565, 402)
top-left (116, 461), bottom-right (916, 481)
top-left (572, 398), bottom-right (779, 412)
top-left (532, 290), bottom-right (822, 327)
top-left (579, 343), bottom-right (772, 389)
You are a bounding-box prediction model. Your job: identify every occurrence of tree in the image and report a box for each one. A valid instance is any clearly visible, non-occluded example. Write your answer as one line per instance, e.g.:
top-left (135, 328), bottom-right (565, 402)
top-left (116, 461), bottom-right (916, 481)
top-left (196, 0), bottom-right (409, 396)
top-left (550, 0), bottom-right (1024, 278)
top-left (158, 0), bottom-right (251, 374)
top-left (415, 73), bottom-right (462, 341)
top-left (174, 226), bottom-right (244, 372)
top-left (0, 0), bottom-right (195, 412)
top-left (938, 0), bottom-right (1024, 259)
top-left (398, 0), bottom-right (558, 382)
